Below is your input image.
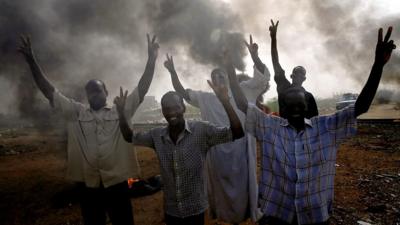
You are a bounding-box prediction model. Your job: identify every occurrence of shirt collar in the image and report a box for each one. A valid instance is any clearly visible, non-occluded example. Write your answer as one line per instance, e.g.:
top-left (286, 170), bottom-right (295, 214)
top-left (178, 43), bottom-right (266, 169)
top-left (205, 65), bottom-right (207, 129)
top-left (280, 118), bottom-right (313, 127)
top-left (161, 120), bottom-right (192, 137)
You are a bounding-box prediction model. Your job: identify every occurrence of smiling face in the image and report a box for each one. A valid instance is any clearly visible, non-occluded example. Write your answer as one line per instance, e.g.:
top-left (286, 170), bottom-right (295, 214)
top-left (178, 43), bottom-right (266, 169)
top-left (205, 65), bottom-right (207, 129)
top-left (161, 92), bottom-right (186, 127)
top-left (85, 79), bottom-right (108, 111)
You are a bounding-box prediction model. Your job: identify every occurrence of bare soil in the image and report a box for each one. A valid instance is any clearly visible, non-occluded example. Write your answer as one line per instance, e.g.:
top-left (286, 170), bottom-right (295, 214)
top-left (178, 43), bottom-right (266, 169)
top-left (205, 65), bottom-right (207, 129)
top-left (0, 123), bottom-right (399, 225)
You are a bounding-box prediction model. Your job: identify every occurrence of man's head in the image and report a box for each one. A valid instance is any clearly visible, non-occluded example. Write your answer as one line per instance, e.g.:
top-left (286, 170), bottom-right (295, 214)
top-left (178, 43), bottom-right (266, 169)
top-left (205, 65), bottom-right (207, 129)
top-left (281, 87), bottom-right (307, 121)
top-left (290, 66), bottom-right (306, 86)
top-left (211, 68), bottom-right (228, 87)
top-left (85, 79), bottom-right (108, 111)
top-left (161, 91), bottom-right (186, 127)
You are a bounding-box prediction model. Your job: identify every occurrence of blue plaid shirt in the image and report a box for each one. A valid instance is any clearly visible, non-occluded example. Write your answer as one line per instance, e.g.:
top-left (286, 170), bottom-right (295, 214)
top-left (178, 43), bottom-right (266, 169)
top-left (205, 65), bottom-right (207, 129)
top-left (246, 104), bottom-right (356, 224)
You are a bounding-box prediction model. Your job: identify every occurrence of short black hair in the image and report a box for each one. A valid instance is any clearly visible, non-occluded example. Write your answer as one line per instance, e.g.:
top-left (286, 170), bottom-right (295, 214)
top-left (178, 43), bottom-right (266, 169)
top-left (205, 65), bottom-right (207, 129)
top-left (161, 91), bottom-right (185, 106)
top-left (85, 79), bottom-right (107, 92)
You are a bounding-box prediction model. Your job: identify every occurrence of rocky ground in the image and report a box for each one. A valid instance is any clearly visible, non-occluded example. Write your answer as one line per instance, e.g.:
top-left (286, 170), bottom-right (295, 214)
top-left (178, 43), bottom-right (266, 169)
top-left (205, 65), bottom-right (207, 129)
top-left (0, 122), bottom-right (399, 225)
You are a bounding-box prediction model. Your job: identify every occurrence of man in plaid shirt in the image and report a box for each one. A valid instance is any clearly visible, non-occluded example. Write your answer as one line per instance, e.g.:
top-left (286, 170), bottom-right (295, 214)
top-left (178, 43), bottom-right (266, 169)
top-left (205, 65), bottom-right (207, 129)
top-left (226, 26), bottom-right (396, 225)
top-left (114, 78), bottom-right (244, 225)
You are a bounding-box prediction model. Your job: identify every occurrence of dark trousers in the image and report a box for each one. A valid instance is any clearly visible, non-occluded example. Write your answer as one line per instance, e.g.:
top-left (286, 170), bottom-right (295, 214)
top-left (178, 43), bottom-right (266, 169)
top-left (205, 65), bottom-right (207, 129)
top-left (165, 212), bottom-right (204, 225)
top-left (258, 215), bottom-right (329, 225)
top-left (78, 181), bottom-right (134, 225)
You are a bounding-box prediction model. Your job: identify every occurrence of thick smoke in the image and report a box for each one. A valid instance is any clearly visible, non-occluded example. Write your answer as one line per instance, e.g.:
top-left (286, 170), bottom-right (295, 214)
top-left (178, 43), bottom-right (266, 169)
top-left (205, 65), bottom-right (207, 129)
top-left (230, 0), bottom-right (399, 102)
top-left (145, 0), bottom-right (246, 70)
top-left (307, 0), bottom-right (400, 86)
top-left (0, 0), bottom-right (246, 121)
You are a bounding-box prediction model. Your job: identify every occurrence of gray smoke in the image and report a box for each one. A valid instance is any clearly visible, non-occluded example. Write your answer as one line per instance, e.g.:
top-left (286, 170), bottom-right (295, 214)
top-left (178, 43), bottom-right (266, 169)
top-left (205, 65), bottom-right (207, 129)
top-left (307, 0), bottom-right (400, 86)
top-left (0, 0), bottom-right (247, 121)
top-left (145, 0), bottom-right (246, 70)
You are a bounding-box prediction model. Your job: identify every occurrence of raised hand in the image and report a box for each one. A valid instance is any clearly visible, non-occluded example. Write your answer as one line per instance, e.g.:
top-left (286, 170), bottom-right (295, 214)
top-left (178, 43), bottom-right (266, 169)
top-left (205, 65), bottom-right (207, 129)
top-left (375, 27), bottom-right (396, 65)
top-left (147, 34), bottom-right (159, 60)
top-left (164, 53), bottom-right (175, 71)
top-left (208, 79), bottom-right (229, 103)
top-left (244, 34), bottom-right (259, 56)
top-left (269, 19), bottom-right (279, 38)
top-left (114, 87), bottom-right (128, 115)
top-left (18, 35), bottom-right (34, 60)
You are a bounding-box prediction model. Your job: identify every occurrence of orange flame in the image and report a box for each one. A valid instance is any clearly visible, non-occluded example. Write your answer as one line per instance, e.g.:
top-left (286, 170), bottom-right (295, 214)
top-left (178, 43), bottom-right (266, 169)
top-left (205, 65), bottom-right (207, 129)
top-left (127, 178), bottom-right (140, 188)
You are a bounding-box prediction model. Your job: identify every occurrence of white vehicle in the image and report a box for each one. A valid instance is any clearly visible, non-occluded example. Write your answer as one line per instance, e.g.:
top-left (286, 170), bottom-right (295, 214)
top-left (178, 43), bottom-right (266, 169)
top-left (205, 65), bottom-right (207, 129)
top-left (336, 93), bottom-right (358, 110)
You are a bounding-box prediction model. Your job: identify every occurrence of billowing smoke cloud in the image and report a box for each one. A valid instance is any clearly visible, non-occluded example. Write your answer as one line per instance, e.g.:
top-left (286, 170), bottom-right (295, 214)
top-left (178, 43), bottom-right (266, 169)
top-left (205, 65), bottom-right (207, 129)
top-left (0, 0), bottom-right (246, 121)
top-left (230, 0), bottom-right (399, 102)
top-left (307, 0), bottom-right (400, 86)
top-left (145, 0), bottom-right (246, 70)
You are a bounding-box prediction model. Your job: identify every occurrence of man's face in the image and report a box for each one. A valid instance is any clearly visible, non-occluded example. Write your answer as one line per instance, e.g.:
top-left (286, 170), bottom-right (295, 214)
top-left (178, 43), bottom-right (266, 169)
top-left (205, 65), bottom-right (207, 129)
top-left (85, 80), bottom-right (108, 111)
top-left (290, 66), bottom-right (306, 86)
top-left (211, 69), bottom-right (228, 88)
top-left (161, 95), bottom-right (185, 127)
top-left (282, 91), bottom-right (307, 120)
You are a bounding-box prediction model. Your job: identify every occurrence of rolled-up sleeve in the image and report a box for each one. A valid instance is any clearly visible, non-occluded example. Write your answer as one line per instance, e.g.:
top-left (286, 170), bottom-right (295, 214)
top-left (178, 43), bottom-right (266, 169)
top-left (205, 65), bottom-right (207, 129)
top-left (240, 65), bottom-right (271, 102)
top-left (52, 90), bottom-right (84, 120)
top-left (325, 106), bottom-right (357, 142)
top-left (204, 122), bottom-right (233, 147)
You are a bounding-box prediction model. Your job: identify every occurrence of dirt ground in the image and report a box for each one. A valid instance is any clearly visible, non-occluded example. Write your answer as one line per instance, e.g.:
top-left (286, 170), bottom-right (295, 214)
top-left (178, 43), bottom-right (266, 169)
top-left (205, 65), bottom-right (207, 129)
top-left (0, 123), bottom-right (399, 225)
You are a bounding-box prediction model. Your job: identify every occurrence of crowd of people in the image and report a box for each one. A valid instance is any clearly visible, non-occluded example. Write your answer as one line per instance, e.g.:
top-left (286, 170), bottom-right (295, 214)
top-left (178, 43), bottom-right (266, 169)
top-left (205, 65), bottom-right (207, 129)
top-left (18, 19), bottom-right (396, 225)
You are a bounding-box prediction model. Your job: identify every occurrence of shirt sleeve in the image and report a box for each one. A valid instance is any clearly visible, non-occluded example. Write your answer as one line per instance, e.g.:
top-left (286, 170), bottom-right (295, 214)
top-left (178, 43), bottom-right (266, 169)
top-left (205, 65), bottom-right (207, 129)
top-left (132, 130), bottom-right (154, 149)
top-left (203, 122), bottom-right (233, 148)
top-left (123, 86), bottom-right (142, 119)
top-left (240, 65), bottom-right (271, 103)
top-left (52, 89), bottom-right (85, 120)
top-left (186, 89), bottom-right (201, 107)
top-left (245, 103), bottom-right (275, 141)
top-left (325, 106), bottom-right (357, 142)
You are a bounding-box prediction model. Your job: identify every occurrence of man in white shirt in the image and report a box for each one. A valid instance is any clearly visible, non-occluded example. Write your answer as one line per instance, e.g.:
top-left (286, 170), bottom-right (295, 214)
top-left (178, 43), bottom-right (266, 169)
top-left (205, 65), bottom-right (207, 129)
top-left (163, 35), bottom-right (270, 223)
top-left (18, 34), bottom-right (159, 225)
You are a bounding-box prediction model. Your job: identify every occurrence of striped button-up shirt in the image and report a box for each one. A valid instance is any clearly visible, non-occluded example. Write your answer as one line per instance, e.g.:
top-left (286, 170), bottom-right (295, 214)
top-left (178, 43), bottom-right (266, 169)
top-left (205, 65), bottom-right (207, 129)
top-left (245, 104), bottom-right (356, 224)
top-left (132, 120), bottom-right (233, 218)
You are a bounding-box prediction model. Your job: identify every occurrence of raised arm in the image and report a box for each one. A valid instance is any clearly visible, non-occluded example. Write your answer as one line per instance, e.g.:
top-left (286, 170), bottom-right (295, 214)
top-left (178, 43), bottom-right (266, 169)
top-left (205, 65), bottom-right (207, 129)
top-left (245, 34), bottom-right (266, 73)
top-left (269, 20), bottom-right (289, 87)
top-left (114, 87), bottom-right (133, 143)
top-left (355, 27), bottom-right (396, 117)
top-left (164, 54), bottom-right (191, 102)
top-left (18, 36), bottom-right (55, 104)
top-left (208, 79), bottom-right (244, 140)
top-left (137, 34), bottom-right (159, 103)
top-left (224, 53), bottom-right (248, 114)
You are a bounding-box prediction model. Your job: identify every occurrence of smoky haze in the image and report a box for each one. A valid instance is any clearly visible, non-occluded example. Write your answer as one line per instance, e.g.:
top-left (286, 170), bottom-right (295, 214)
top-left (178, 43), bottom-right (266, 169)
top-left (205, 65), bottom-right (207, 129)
top-left (0, 0), bottom-right (246, 119)
top-left (0, 0), bottom-right (399, 121)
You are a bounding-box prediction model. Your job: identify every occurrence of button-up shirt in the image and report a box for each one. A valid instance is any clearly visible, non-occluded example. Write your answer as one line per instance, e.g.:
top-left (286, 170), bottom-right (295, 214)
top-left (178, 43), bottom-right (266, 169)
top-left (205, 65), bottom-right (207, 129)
top-left (132, 120), bottom-right (233, 218)
top-left (245, 104), bottom-right (356, 224)
top-left (52, 88), bottom-right (142, 188)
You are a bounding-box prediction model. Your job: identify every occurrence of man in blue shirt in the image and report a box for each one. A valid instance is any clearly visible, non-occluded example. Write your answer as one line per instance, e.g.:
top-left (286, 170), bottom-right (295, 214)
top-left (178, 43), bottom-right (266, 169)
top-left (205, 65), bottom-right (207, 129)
top-left (226, 26), bottom-right (396, 225)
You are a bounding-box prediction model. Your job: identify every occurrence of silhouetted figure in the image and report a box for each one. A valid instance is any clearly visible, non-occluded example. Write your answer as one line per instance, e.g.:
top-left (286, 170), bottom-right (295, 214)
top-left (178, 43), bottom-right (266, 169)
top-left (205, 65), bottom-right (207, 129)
top-left (269, 20), bottom-right (319, 119)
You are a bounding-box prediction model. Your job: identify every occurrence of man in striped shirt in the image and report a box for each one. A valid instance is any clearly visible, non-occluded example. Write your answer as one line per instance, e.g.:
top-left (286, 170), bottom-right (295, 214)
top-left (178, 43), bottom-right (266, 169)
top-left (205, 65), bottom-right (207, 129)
top-left (226, 27), bottom-right (396, 225)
